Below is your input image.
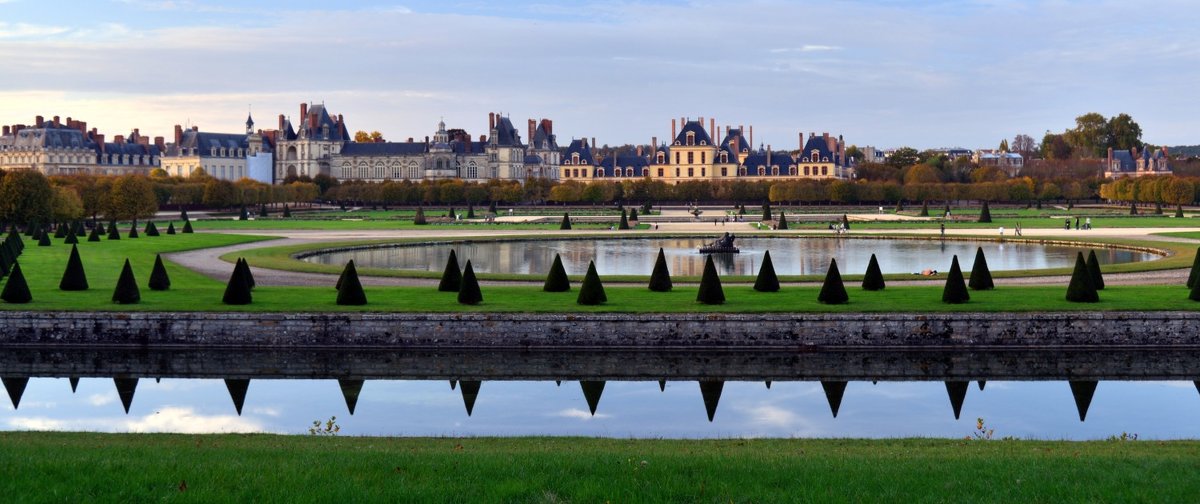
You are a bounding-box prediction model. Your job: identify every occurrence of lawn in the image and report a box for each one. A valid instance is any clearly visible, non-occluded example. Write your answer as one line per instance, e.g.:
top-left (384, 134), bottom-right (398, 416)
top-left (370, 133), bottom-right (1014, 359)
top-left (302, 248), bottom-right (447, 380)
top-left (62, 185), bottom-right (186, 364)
top-left (0, 433), bottom-right (1196, 502)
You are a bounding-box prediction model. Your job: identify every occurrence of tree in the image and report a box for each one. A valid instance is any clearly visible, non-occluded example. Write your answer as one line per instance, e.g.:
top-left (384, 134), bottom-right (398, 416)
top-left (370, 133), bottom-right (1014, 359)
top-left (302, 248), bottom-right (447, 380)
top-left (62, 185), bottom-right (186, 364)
top-left (59, 244), bottom-right (89, 291)
top-left (148, 253), bottom-right (170, 291)
top-left (577, 260), bottom-right (607, 305)
top-left (1086, 250), bottom-right (1105, 290)
top-left (336, 260), bottom-right (368, 305)
top-left (1065, 252), bottom-right (1098, 302)
top-left (761, 202), bottom-right (772, 222)
top-left (817, 258), bottom-right (848, 304)
top-left (696, 255), bottom-right (725, 305)
top-left (862, 253), bottom-right (885, 291)
top-left (1041, 133), bottom-right (1073, 160)
top-left (543, 254), bottom-right (571, 292)
top-left (968, 247), bottom-right (994, 290)
top-left (51, 186), bottom-right (84, 222)
top-left (1066, 112), bottom-right (1111, 158)
top-left (353, 130), bottom-right (385, 143)
top-left (942, 255), bottom-right (969, 304)
top-left (0, 170), bottom-right (53, 226)
top-left (998, 139), bottom-right (1009, 152)
top-left (886, 147), bottom-right (921, 169)
top-left (202, 179), bottom-right (239, 209)
top-left (438, 250), bottom-right (461, 292)
top-left (648, 248), bottom-right (672, 292)
top-left (1012, 134), bottom-right (1037, 155)
top-left (112, 259), bottom-right (141, 304)
top-left (753, 250), bottom-right (779, 292)
top-left (107, 175), bottom-right (158, 220)
top-left (457, 260), bottom-right (483, 305)
top-left (1107, 113), bottom-right (1143, 151)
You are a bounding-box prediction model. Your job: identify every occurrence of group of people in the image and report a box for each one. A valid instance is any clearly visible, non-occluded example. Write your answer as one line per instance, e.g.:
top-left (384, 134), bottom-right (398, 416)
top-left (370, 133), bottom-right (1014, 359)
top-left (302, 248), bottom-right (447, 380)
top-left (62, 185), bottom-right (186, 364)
top-left (1065, 217), bottom-right (1093, 230)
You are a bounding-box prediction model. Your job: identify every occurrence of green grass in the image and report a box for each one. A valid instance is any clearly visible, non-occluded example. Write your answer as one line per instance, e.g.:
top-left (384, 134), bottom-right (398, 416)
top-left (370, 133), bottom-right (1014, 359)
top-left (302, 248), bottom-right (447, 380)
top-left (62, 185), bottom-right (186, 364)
top-left (189, 219), bottom-right (645, 231)
top-left (1, 433), bottom-right (1197, 502)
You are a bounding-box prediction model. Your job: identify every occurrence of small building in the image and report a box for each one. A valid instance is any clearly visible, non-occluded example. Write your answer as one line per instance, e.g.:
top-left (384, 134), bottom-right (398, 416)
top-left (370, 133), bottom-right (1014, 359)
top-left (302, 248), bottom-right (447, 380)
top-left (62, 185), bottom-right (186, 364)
top-left (1104, 146), bottom-right (1171, 178)
top-left (973, 149), bottom-right (1025, 177)
top-left (159, 114), bottom-right (273, 183)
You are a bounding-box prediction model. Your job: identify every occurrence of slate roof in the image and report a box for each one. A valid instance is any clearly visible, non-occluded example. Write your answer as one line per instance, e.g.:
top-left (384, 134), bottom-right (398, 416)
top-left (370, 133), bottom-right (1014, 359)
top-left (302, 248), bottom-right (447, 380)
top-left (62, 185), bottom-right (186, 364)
top-left (524, 154), bottom-right (543, 164)
top-left (340, 142), bottom-right (428, 156)
top-left (296, 104), bottom-right (348, 142)
top-left (673, 120), bottom-right (713, 146)
top-left (561, 139), bottom-right (595, 165)
top-left (1110, 150), bottom-right (1136, 171)
top-left (530, 122), bottom-right (557, 151)
top-left (797, 136), bottom-right (839, 164)
top-left (595, 154), bottom-right (650, 176)
top-left (741, 150), bottom-right (795, 171)
top-left (450, 141), bottom-right (488, 155)
top-left (491, 116), bottom-right (523, 147)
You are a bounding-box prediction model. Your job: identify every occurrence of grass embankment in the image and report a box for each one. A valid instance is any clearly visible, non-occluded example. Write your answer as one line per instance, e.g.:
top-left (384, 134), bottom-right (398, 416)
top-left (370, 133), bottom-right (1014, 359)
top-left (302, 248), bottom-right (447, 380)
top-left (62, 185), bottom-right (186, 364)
top-left (190, 208), bottom-right (651, 231)
top-left (0, 433), bottom-right (1197, 502)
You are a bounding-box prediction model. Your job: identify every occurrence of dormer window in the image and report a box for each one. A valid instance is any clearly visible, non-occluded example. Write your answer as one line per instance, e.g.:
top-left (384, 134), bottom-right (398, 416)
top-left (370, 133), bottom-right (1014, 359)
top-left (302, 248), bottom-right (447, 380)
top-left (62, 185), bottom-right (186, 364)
top-left (657, 153), bottom-right (664, 163)
top-left (572, 153), bottom-right (579, 164)
top-left (720, 153), bottom-right (728, 163)
top-left (758, 167), bottom-right (766, 176)
top-left (686, 132), bottom-right (695, 146)
top-left (625, 167), bottom-right (633, 177)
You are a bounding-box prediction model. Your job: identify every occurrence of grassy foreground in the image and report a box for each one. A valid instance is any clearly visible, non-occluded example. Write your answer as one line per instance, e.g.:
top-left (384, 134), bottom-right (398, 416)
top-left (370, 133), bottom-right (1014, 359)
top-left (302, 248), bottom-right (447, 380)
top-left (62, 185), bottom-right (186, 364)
top-left (0, 433), bottom-right (1196, 502)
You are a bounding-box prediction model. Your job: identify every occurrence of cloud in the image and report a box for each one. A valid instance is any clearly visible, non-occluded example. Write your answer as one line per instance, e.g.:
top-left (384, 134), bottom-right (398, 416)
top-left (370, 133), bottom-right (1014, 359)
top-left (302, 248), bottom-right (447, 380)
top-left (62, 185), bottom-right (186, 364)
top-left (769, 45), bottom-right (842, 53)
top-left (553, 408), bottom-right (612, 421)
top-left (87, 393), bottom-right (115, 407)
top-left (0, 22), bottom-right (70, 38)
top-left (5, 407), bottom-right (266, 433)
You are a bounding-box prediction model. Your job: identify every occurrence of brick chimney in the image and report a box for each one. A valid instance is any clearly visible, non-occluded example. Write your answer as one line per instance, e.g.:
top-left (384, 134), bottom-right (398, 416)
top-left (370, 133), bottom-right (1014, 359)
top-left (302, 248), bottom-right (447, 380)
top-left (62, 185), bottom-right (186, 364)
top-left (407, 137), bottom-right (413, 142)
top-left (798, 132), bottom-right (804, 150)
top-left (174, 125), bottom-right (183, 145)
top-left (710, 118), bottom-right (715, 141)
top-left (114, 135), bottom-right (125, 145)
top-left (528, 119), bottom-right (535, 145)
top-left (193, 126), bottom-right (199, 132)
top-left (489, 112), bottom-right (495, 130)
top-left (541, 118), bottom-right (553, 136)
top-left (767, 145), bottom-right (772, 167)
top-left (671, 119), bottom-right (677, 141)
top-left (652, 136), bottom-right (657, 149)
top-left (749, 125), bottom-right (754, 148)
top-left (2, 126), bottom-right (8, 136)
top-left (154, 136), bottom-right (165, 150)
top-left (300, 102), bottom-right (308, 120)
top-left (95, 134), bottom-right (106, 153)
top-left (79, 121), bottom-right (87, 135)
top-left (479, 134), bottom-right (486, 143)
top-left (36, 115), bottom-right (44, 128)
top-left (53, 115), bottom-right (60, 126)
top-left (278, 114), bottom-right (285, 130)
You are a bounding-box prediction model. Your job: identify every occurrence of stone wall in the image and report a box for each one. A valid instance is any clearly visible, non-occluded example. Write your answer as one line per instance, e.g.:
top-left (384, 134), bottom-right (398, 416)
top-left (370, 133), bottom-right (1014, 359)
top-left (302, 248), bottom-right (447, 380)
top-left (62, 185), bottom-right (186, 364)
top-left (2, 311), bottom-right (1199, 349)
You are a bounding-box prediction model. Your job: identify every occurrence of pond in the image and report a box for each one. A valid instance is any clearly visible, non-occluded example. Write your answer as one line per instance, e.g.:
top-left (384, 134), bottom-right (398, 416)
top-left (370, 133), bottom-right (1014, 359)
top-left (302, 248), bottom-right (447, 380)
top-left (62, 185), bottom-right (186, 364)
top-left (3, 348), bottom-right (1199, 439)
top-left (301, 237), bottom-right (1159, 276)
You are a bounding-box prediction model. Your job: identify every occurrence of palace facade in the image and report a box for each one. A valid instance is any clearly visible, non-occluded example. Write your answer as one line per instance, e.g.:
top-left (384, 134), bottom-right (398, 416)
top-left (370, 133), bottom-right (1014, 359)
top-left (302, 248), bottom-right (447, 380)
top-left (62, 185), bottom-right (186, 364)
top-left (0, 115), bottom-right (162, 176)
top-left (1104, 146), bottom-right (1172, 178)
top-left (159, 114), bottom-right (274, 183)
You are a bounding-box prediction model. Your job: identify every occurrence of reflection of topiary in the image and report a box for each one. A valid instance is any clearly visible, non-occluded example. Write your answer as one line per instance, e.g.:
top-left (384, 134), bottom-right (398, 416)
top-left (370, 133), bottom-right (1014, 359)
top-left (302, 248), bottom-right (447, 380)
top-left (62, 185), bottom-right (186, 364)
top-left (753, 250), bottom-right (779, 292)
top-left (577, 261), bottom-right (607, 305)
top-left (1, 262), bottom-right (32, 303)
top-left (148, 254), bottom-right (170, 291)
top-left (559, 213), bottom-right (572, 230)
top-left (59, 244), bottom-right (89, 291)
top-left (336, 260), bottom-right (368, 305)
top-left (1085, 249), bottom-right (1105, 290)
top-left (978, 202), bottom-right (992, 223)
top-left (438, 250), bottom-right (461, 292)
top-left (696, 255), bottom-right (725, 304)
top-left (648, 248), bottom-right (672, 292)
top-left (1066, 252), bottom-right (1098, 302)
top-left (112, 259), bottom-right (141, 304)
top-left (457, 260), bottom-right (483, 305)
top-left (862, 253), bottom-right (885, 291)
top-left (968, 247), bottom-right (994, 290)
top-left (817, 258), bottom-right (848, 304)
top-left (543, 253), bottom-right (571, 292)
top-left (942, 255), bottom-right (970, 304)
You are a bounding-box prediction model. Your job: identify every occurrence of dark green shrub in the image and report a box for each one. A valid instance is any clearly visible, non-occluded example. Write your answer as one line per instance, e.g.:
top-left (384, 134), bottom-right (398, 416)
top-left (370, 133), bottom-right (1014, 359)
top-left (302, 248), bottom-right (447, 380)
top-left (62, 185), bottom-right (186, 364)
top-left (148, 254), bottom-right (170, 291)
top-left (1086, 249), bottom-right (1105, 290)
top-left (862, 253), bottom-right (885, 291)
top-left (761, 202), bottom-right (772, 222)
top-left (414, 206), bottom-right (427, 225)
top-left (942, 255), bottom-right (970, 304)
top-left (87, 226), bottom-right (101, 242)
top-left (488, 201), bottom-right (497, 214)
top-left (95, 221), bottom-right (105, 234)
top-left (145, 222), bottom-right (159, 237)
top-left (112, 259), bottom-right (141, 304)
top-left (437, 250), bottom-right (462, 292)
top-left (336, 260), bottom-right (368, 305)
top-left (75, 221), bottom-right (86, 237)
top-left (648, 248), bottom-right (672, 292)
top-left (1155, 202), bottom-right (1163, 215)
top-left (447, 207), bottom-right (456, 220)
top-left (37, 231), bottom-right (50, 247)
top-left (457, 260), bottom-right (483, 305)
top-left (968, 247), bottom-right (994, 290)
top-left (236, 258), bottom-right (255, 289)
top-left (978, 202), bottom-right (992, 223)
top-left (1065, 252), bottom-right (1098, 302)
top-left (1187, 247), bottom-right (1200, 289)
top-left (776, 212), bottom-right (788, 230)
top-left (918, 201), bottom-right (929, 217)
top-left (842, 214), bottom-right (850, 230)
top-left (753, 250), bottom-right (779, 292)
top-left (543, 253), bottom-right (571, 292)
top-left (221, 261), bottom-right (252, 305)
top-left (166, 222), bottom-right (176, 235)
top-left (182, 220), bottom-right (194, 233)
top-left (259, 205), bottom-right (268, 218)
top-left (180, 208), bottom-right (189, 221)
top-left (817, 258), bottom-right (848, 304)
top-left (696, 255), bottom-right (725, 305)
top-left (1129, 202), bottom-right (1137, 215)
top-left (577, 260), bottom-right (607, 305)
top-left (239, 206), bottom-right (249, 220)
top-left (59, 244), bottom-right (89, 291)
top-left (629, 208), bottom-right (638, 221)
top-left (54, 224), bottom-right (67, 238)
top-left (560, 213), bottom-right (572, 230)
top-left (64, 229), bottom-right (78, 245)
top-left (467, 204), bottom-right (476, 219)
top-left (1177, 205), bottom-right (1185, 218)
top-left (1189, 270), bottom-right (1200, 301)
top-left (282, 205), bottom-right (292, 218)
top-left (1, 262), bottom-right (31, 303)
top-left (618, 209), bottom-right (630, 230)
top-left (128, 220), bottom-right (139, 239)
top-left (107, 222), bottom-right (120, 240)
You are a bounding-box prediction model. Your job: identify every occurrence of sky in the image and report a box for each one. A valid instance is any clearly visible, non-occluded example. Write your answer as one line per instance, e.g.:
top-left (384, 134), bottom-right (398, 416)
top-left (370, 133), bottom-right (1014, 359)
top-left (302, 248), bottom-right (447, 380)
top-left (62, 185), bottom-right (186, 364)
top-left (0, 0), bottom-right (1197, 151)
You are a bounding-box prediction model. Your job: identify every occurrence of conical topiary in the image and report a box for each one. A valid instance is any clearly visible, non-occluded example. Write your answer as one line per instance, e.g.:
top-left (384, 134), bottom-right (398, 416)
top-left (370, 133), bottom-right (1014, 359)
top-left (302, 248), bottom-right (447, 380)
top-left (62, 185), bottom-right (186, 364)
top-left (148, 254), bottom-right (170, 291)
top-left (1177, 205), bottom-right (1185, 218)
top-left (112, 259), bottom-right (141, 304)
top-left (59, 244), bottom-right (89, 291)
top-left (942, 255), bottom-right (970, 304)
top-left (862, 253), bottom-right (885, 291)
top-left (336, 260), bottom-right (367, 305)
top-left (1066, 252), bottom-right (1099, 302)
top-left (239, 206), bottom-right (249, 221)
top-left (842, 214), bottom-right (851, 231)
top-left (629, 208), bottom-right (638, 221)
top-left (259, 204), bottom-right (268, 218)
top-left (107, 223), bottom-right (120, 240)
top-left (64, 229), bottom-right (78, 245)
top-left (648, 248), bottom-right (672, 292)
top-left (95, 221), bottom-right (105, 234)
top-left (236, 258), bottom-right (256, 290)
top-left (414, 206), bottom-right (427, 225)
top-left (145, 222), bottom-right (159, 237)
top-left (54, 223), bottom-right (67, 239)
top-left (919, 201), bottom-right (930, 217)
top-left (1, 262), bottom-right (31, 303)
top-left (753, 250), bottom-right (779, 292)
top-left (968, 247), bottom-right (994, 290)
top-left (222, 261), bottom-right (252, 305)
top-left (1155, 202), bottom-right (1163, 215)
top-left (438, 250), bottom-right (462, 292)
top-left (696, 255), bottom-right (725, 305)
top-left (457, 260), bottom-right (482, 305)
top-left (180, 208), bottom-right (189, 221)
top-left (128, 220), bottom-right (139, 239)
top-left (182, 220), bottom-right (194, 233)
top-left (817, 258), bottom-right (849, 304)
top-left (543, 253), bottom-right (571, 292)
top-left (978, 202), bottom-right (992, 223)
top-left (166, 222), bottom-right (176, 235)
top-left (87, 225), bottom-right (101, 242)
top-left (75, 221), bottom-right (86, 237)
top-left (467, 203), bottom-right (475, 219)
top-left (282, 205), bottom-right (292, 218)
top-left (1086, 249), bottom-right (1105, 290)
top-left (1129, 202), bottom-right (1137, 215)
top-left (777, 212), bottom-right (788, 230)
top-left (560, 213), bottom-right (572, 230)
top-left (488, 200), bottom-right (497, 214)
top-left (1189, 271), bottom-right (1200, 301)
top-left (37, 231), bottom-right (51, 247)
top-left (1188, 247), bottom-right (1200, 289)
top-left (618, 209), bottom-right (630, 230)
top-left (577, 260), bottom-right (607, 305)
top-left (762, 202), bottom-right (772, 222)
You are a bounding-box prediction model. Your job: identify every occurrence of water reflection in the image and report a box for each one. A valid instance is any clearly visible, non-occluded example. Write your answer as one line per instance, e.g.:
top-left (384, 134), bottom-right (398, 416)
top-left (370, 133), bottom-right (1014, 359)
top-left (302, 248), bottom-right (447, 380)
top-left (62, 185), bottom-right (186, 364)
top-left (304, 238), bottom-right (1158, 276)
top-left (3, 348), bottom-right (1200, 438)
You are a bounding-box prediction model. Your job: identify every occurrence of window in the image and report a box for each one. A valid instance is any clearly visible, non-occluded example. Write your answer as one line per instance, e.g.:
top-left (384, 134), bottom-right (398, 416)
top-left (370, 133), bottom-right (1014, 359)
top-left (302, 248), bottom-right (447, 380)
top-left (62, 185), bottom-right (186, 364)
top-left (822, 166), bottom-right (828, 176)
top-left (675, 168), bottom-right (680, 177)
top-left (642, 168), bottom-right (649, 177)
top-left (674, 152), bottom-right (680, 164)
top-left (686, 132), bottom-right (694, 146)
top-left (721, 167), bottom-right (727, 176)
top-left (625, 167), bottom-right (633, 177)
top-left (657, 153), bottom-right (664, 163)
top-left (771, 167), bottom-right (779, 176)
top-left (657, 168), bottom-right (664, 177)
top-left (688, 168), bottom-right (694, 177)
top-left (720, 153), bottom-right (728, 163)
top-left (758, 167), bottom-right (765, 176)
top-left (687, 152), bottom-right (694, 164)
top-left (739, 167), bottom-right (746, 176)
top-left (804, 166), bottom-right (810, 176)
top-left (788, 167), bottom-right (795, 176)
top-left (701, 168), bottom-right (706, 177)
top-left (701, 152), bottom-right (706, 164)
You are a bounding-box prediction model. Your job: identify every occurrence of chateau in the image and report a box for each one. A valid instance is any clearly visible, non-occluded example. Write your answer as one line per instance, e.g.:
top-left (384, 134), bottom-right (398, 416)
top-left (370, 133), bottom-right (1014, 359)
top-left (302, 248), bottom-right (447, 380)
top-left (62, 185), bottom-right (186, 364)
top-left (159, 115), bottom-right (273, 184)
top-left (0, 116), bottom-right (162, 176)
top-left (1104, 146), bottom-right (1172, 178)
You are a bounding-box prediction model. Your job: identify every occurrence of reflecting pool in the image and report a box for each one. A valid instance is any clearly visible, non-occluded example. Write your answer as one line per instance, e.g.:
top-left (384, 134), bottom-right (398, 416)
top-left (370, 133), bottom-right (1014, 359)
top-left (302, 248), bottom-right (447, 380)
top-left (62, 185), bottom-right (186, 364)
top-left (302, 237), bottom-right (1159, 276)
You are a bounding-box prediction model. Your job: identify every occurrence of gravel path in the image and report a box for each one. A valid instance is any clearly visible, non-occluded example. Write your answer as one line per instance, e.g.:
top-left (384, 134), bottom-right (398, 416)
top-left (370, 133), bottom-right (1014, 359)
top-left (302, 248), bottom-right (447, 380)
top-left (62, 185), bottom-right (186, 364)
top-left (165, 225), bottom-right (1200, 288)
